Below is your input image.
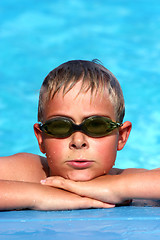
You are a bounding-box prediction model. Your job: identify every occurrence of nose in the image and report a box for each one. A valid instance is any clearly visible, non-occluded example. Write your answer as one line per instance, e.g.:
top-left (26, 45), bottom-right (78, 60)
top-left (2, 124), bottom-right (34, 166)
top-left (69, 132), bottom-right (89, 150)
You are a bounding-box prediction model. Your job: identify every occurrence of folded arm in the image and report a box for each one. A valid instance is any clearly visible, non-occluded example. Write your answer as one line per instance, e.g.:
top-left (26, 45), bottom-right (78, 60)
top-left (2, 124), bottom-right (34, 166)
top-left (0, 153), bottom-right (114, 211)
top-left (0, 180), bottom-right (115, 211)
top-left (41, 168), bottom-right (160, 205)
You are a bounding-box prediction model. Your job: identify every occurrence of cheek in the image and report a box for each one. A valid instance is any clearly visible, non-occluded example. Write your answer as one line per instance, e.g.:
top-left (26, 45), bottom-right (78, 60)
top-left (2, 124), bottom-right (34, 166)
top-left (93, 136), bottom-right (118, 165)
top-left (43, 139), bottom-right (66, 160)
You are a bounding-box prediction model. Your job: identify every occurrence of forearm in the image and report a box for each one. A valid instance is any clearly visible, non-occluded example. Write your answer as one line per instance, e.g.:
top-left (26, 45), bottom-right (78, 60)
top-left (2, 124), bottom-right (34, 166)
top-left (43, 169), bottom-right (160, 205)
top-left (119, 169), bottom-right (160, 201)
top-left (0, 180), bottom-right (113, 211)
top-left (0, 180), bottom-right (43, 210)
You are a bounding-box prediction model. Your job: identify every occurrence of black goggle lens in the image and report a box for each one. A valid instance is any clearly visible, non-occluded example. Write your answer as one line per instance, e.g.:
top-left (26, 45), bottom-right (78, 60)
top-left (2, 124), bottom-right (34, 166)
top-left (41, 118), bottom-right (72, 138)
top-left (40, 116), bottom-right (121, 138)
top-left (83, 118), bottom-right (117, 137)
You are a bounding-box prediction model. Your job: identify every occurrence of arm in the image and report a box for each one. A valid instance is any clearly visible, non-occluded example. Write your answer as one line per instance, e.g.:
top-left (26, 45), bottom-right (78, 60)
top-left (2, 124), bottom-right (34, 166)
top-left (118, 169), bottom-right (160, 200)
top-left (41, 169), bottom-right (160, 204)
top-left (0, 153), bottom-right (114, 210)
top-left (0, 180), bottom-right (114, 211)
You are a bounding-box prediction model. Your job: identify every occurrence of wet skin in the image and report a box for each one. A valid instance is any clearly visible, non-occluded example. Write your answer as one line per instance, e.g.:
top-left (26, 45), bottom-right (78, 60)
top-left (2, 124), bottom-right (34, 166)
top-left (34, 81), bottom-right (128, 181)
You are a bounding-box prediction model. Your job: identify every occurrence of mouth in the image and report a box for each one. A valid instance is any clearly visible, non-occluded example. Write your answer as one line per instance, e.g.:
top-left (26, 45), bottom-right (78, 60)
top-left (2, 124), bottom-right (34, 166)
top-left (66, 159), bottom-right (94, 169)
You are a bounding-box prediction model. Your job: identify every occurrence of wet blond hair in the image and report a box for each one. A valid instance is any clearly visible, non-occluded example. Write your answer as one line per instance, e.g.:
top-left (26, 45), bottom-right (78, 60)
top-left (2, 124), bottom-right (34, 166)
top-left (38, 60), bottom-right (125, 123)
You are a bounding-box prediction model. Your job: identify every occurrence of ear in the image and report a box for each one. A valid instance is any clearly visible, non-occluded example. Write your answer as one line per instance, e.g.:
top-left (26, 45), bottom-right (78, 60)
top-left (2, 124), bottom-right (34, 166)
top-left (33, 123), bottom-right (46, 154)
top-left (117, 121), bottom-right (132, 151)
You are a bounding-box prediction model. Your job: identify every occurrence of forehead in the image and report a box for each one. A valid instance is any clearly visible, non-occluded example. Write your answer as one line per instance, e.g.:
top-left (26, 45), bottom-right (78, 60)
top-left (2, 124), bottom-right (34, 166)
top-left (43, 81), bottom-right (116, 121)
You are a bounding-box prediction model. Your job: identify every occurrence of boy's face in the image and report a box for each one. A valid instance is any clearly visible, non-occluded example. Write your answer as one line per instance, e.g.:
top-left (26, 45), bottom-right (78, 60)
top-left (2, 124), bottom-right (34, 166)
top-left (34, 81), bottom-right (131, 181)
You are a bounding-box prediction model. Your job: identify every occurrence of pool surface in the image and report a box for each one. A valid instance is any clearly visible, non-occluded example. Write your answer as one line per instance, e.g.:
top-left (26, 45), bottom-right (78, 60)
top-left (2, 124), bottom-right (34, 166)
top-left (1, 204), bottom-right (160, 240)
top-left (0, 0), bottom-right (160, 239)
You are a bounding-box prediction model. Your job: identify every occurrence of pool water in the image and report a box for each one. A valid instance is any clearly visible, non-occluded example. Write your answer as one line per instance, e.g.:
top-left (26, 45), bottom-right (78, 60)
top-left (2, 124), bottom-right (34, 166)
top-left (0, 0), bottom-right (160, 170)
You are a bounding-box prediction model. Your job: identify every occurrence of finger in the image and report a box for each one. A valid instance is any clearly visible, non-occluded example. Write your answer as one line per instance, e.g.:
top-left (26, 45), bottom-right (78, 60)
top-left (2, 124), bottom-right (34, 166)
top-left (40, 177), bottom-right (63, 186)
top-left (41, 177), bottom-right (116, 207)
top-left (84, 198), bottom-right (115, 209)
top-left (41, 177), bottom-right (84, 195)
top-left (61, 198), bottom-right (115, 210)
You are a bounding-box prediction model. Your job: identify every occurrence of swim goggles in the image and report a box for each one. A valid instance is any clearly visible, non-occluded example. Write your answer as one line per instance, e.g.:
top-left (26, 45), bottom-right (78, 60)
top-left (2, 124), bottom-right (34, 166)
top-left (39, 116), bottom-right (122, 138)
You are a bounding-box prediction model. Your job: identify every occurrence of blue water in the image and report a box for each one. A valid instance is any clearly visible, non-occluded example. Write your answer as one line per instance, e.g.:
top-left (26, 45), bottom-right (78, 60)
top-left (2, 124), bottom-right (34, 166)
top-left (0, 0), bottom-right (160, 170)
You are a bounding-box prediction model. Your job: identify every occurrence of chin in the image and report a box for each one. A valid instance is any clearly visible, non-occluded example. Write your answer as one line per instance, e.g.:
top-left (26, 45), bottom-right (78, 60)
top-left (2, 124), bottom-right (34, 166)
top-left (66, 172), bottom-right (96, 182)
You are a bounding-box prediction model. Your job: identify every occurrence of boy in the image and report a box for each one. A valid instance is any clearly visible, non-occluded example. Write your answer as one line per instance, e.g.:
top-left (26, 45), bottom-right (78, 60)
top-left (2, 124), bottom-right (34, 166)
top-left (0, 60), bottom-right (160, 211)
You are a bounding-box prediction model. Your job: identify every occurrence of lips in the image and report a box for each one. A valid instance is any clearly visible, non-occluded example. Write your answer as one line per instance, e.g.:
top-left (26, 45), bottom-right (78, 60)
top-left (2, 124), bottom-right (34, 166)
top-left (67, 159), bottom-right (94, 169)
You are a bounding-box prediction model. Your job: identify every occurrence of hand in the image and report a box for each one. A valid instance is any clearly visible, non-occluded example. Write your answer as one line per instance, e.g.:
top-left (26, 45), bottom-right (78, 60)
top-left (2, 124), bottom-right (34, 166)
top-left (34, 184), bottom-right (115, 210)
top-left (0, 180), bottom-right (114, 211)
top-left (41, 169), bottom-right (160, 207)
top-left (41, 175), bottom-right (126, 205)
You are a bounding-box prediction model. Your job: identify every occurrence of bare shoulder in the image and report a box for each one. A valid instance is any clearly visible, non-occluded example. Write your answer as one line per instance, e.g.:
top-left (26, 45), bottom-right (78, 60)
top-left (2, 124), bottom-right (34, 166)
top-left (109, 167), bottom-right (147, 175)
top-left (0, 153), bottom-right (49, 182)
